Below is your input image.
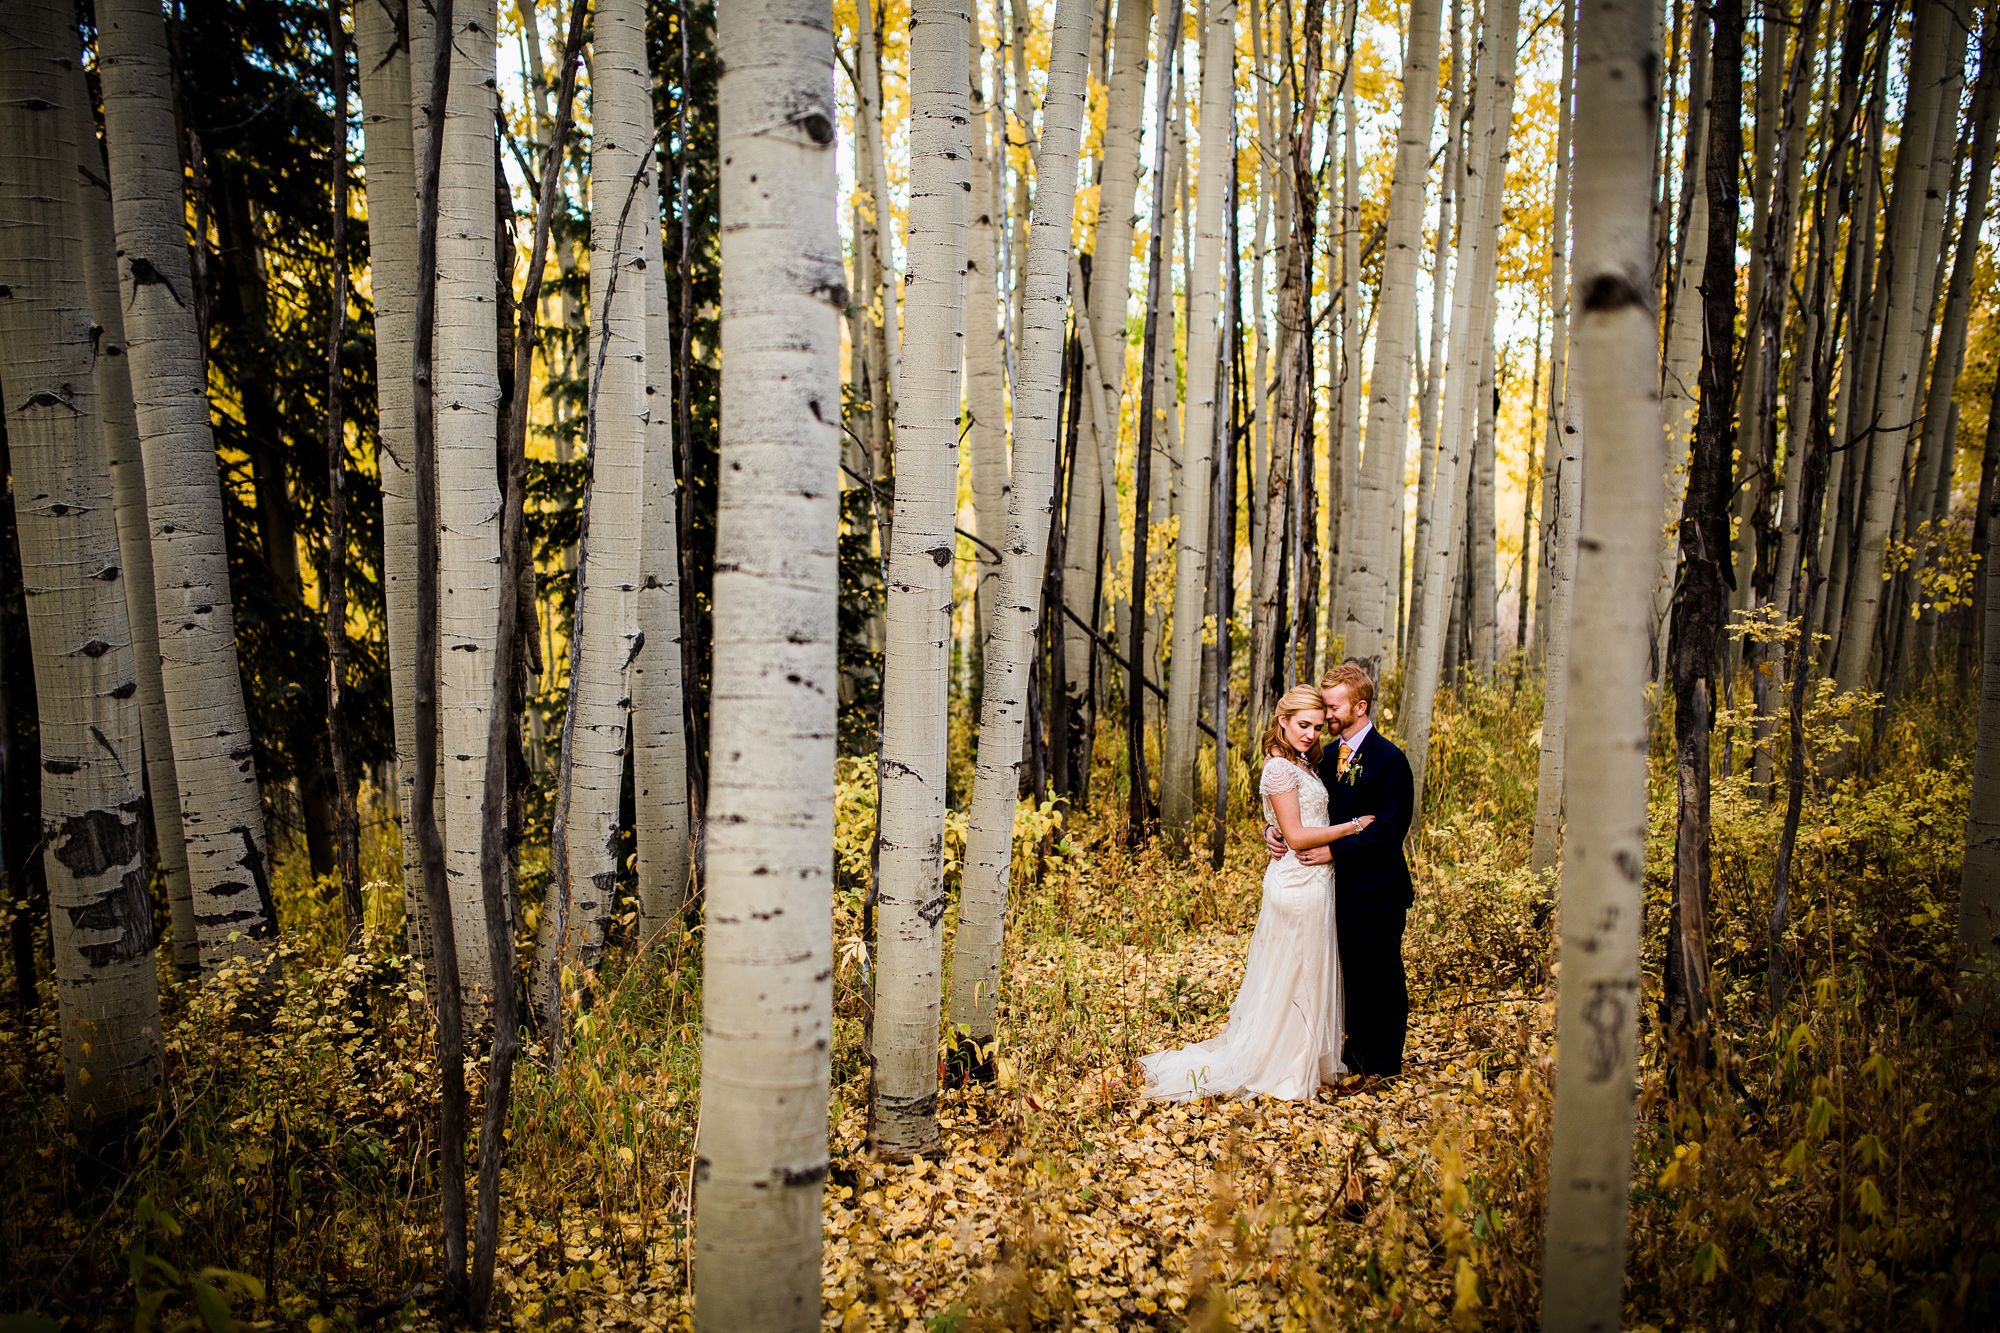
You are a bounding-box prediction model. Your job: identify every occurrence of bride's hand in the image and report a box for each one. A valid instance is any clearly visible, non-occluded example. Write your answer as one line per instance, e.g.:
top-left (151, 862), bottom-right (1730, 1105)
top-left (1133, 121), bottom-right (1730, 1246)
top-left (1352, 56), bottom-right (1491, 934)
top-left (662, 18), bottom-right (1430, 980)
top-left (1349, 815), bottom-right (1375, 833)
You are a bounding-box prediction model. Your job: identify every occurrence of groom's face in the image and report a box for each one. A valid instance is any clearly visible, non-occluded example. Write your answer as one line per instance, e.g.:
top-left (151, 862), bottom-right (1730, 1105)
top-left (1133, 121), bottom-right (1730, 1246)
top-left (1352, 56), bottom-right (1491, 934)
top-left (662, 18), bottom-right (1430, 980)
top-left (1322, 684), bottom-right (1367, 735)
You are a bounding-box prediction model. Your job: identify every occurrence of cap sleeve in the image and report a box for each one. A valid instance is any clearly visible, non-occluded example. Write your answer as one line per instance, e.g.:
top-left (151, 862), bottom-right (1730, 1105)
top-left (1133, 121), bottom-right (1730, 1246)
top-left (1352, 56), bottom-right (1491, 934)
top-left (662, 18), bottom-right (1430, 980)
top-left (1259, 756), bottom-right (1303, 796)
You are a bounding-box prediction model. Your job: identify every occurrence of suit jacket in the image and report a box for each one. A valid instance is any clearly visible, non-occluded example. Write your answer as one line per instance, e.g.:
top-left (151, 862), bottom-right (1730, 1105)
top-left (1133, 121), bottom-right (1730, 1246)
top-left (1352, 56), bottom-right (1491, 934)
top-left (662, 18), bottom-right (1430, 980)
top-left (1317, 726), bottom-right (1415, 915)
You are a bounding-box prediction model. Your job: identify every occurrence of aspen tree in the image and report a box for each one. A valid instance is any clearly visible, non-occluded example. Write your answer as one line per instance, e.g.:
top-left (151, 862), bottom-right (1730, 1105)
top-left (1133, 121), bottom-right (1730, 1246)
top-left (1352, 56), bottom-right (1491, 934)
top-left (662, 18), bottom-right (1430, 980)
top-left (1162, 1), bottom-right (1236, 840)
top-left (535, 0), bottom-right (649, 997)
top-left (0, 0), bottom-right (163, 1124)
top-left (1665, 0), bottom-right (1744, 1041)
top-left (357, 0), bottom-right (433, 976)
top-left (968, 21), bottom-right (1008, 656)
top-left (97, 0), bottom-right (278, 974)
top-left (696, 2), bottom-right (841, 1322)
top-left (1835, 0), bottom-right (1953, 696)
top-left (858, 0), bottom-right (903, 403)
top-left (1405, 0), bottom-right (1519, 811)
top-left (949, 0), bottom-right (1093, 1051)
top-left (67, 65), bottom-right (194, 979)
top-left (634, 89), bottom-right (692, 946)
top-left (424, 0), bottom-right (503, 1014)
top-left (1530, 0), bottom-right (1578, 876)
top-left (1652, 15), bottom-right (1708, 669)
top-left (1539, 0), bottom-right (1664, 1317)
top-left (1344, 0), bottom-right (1443, 672)
top-left (1086, 0), bottom-right (1152, 645)
top-left (873, 0), bottom-right (972, 1160)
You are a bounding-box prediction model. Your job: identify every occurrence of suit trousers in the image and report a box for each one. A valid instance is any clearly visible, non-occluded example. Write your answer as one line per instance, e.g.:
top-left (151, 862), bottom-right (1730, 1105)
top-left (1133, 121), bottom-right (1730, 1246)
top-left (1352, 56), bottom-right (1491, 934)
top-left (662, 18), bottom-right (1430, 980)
top-left (1336, 910), bottom-right (1408, 1077)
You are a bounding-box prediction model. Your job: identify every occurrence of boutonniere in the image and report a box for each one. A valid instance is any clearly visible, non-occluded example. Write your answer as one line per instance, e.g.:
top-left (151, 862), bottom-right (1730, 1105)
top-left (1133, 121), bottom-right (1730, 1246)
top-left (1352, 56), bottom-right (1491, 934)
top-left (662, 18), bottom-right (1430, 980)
top-left (1341, 753), bottom-right (1364, 786)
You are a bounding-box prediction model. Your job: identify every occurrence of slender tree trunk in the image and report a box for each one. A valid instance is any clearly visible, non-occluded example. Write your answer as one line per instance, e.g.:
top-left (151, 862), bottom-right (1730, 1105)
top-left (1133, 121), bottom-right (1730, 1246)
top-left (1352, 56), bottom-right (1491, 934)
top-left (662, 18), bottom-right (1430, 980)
top-left (99, 0), bottom-right (279, 977)
top-left (1406, 0), bottom-right (1520, 815)
top-left (1409, 0), bottom-right (1463, 674)
top-left (1665, 0), bottom-right (1743, 1045)
top-left (357, 0), bottom-right (434, 987)
top-left (1834, 0), bottom-right (1952, 698)
top-left (872, 0), bottom-right (971, 1161)
top-left (427, 0), bottom-right (505, 1017)
top-left (635, 148), bottom-right (693, 946)
top-left (535, 0), bottom-right (650, 1004)
top-left (1162, 1), bottom-right (1236, 843)
top-left (67, 62), bottom-right (195, 981)
top-left (1087, 0), bottom-right (1152, 648)
top-left (1343, 0), bottom-right (1443, 673)
top-left (1540, 5), bottom-right (1665, 1320)
top-left (470, 4), bottom-right (585, 1315)
top-left (1653, 11), bottom-right (1708, 679)
top-left (0, 0), bottom-right (163, 1126)
top-left (858, 0), bottom-right (902, 404)
top-left (968, 26), bottom-right (1008, 663)
top-left (406, 0), bottom-right (470, 1298)
top-left (696, 5), bottom-right (840, 1320)
top-left (324, 0), bottom-right (363, 946)
top-left (948, 0), bottom-right (1091, 1053)
top-left (1907, 39), bottom-right (1993, 660)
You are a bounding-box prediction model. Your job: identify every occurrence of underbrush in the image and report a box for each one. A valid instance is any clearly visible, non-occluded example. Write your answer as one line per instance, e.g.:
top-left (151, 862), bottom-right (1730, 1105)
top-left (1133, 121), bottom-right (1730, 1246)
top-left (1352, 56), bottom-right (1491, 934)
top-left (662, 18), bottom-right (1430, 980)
top-left (1, 665), bottom-right (1996, 1329)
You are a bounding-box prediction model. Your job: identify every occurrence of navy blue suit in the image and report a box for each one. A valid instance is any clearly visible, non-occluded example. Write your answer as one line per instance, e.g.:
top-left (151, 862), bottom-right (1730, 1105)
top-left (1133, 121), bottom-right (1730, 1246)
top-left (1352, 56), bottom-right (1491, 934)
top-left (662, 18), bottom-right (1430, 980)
top-left (1317, 725), bottom-right (1414, 1076)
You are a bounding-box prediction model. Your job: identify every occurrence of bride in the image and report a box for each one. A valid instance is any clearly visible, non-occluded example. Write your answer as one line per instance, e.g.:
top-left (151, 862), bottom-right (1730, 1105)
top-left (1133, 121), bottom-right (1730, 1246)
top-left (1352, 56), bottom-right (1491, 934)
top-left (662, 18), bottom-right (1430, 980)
top-left (1139, 685), bottom-right (1375, 1102)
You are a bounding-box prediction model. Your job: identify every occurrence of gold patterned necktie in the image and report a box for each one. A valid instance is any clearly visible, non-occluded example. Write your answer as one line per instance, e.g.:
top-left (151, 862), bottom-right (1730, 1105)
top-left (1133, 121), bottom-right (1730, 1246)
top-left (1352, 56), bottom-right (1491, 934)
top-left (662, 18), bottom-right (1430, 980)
top-left (1336, 741), bottom-right (1352, 778)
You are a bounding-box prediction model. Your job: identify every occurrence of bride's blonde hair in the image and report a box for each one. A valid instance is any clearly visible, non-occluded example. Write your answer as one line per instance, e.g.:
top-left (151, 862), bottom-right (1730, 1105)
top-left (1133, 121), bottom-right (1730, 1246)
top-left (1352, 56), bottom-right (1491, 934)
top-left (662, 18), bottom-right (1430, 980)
top-left (1260, 684), bottom-right (1327, 768)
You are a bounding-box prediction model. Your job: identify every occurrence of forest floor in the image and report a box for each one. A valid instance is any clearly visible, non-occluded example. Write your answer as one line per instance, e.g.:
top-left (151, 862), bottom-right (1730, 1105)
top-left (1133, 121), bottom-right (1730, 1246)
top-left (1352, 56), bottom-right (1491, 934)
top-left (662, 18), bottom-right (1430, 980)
top-left (5, 668), bottom-right (2000, 1330)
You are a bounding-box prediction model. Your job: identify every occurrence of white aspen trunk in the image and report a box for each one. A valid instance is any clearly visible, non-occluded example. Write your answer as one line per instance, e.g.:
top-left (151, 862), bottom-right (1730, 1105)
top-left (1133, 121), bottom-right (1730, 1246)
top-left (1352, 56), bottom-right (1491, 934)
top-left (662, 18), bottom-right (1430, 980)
top-left (873, 0), bottom-right (971, 1161)
top-left (1249, 0), bottom-right (1273, 578)
top-left (634, 110), bottom-right (692, 947)
top-left (1087, 0), bottom-right (1152, 643)
top-left (1162, 1), bottom-right (1235, 839)
top-left (858, 0), bottom-right (903, 404)
top-left (695, 3), bottom-right (840, 1320)
top-left (1527, 2), bottom-right (1577, 838)
top-left (1834, 0), bottom-right (1950, 694)
top-left (1531, 326), bottom-right (1582, 876)
top-left (1333, 5), bottom-right (1362, 655)
top-left (1410, 0), bottom-right (1464, 667)
top-left (947, 0), bottom-right (1093, 1043)
top-left (967, 26), bottom-right (1009, 656)
top-left (1653, 132), bottom-right (1706, 664)
top-left (537, 0), bottom-right (649, 997)
top-left (98, 0), bottom-right (277, 975)
top-left (356, 0), bottom-right (433, 978)
top-left (1060, 260), bottom-right (1108, 702)
top-left (0, 0), bottom-right (163, 1124)
top-left (1405, 0), bottom-right (1519, 812)
top-left (68, 70), bottom-right (194, 980)
top-left (432, 0), bottom-right (502, 1011)
top-left (1471, 327), bottom-right (1499, 671)
top-left (1540, 3), bottom-right (1664, 1319)
top-left (1343, 0), bottom-right (1443, 672)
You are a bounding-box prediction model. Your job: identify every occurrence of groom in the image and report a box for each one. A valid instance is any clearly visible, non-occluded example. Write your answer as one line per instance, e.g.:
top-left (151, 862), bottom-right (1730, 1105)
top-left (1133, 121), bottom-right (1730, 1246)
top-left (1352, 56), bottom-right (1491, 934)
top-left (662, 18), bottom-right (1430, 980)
top-left (1264, 663), bottom-right (1415, 1080)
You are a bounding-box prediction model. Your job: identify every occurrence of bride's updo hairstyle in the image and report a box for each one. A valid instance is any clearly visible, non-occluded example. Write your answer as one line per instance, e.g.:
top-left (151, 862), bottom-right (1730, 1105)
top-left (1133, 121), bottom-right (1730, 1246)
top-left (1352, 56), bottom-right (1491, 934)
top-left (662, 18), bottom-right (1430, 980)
top-left (1260, 684), bottom-right (1328, 769)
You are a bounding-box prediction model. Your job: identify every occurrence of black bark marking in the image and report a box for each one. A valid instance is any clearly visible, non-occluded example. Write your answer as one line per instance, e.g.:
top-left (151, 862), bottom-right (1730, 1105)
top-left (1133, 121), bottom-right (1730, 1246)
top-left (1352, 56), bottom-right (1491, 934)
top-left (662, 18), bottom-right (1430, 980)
top-left (927, 545), bottom-right (952, 568)
top-left (125, 256), bottom-right (187, 308)
top-left (1580, 273), bottom-right (1646, 312)
top-left (64, 866), bottom-right (156, 965)
top-left (51, 804), bottom-right (145, 878)
top-left (228, 826), bottom-right (278, 938)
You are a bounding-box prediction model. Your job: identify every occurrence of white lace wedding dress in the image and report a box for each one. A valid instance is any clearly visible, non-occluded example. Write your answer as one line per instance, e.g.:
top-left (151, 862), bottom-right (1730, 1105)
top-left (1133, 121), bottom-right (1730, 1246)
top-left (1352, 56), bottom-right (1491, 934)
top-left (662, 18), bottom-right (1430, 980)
top-left (1138, 756), bottom-right (1345, 1101)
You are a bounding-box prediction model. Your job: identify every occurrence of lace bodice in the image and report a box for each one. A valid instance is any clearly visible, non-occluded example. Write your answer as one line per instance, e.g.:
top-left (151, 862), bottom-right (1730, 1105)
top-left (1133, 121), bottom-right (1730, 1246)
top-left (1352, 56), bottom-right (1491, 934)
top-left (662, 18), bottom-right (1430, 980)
top-left (1259, 755), bottom-right (1329, 829)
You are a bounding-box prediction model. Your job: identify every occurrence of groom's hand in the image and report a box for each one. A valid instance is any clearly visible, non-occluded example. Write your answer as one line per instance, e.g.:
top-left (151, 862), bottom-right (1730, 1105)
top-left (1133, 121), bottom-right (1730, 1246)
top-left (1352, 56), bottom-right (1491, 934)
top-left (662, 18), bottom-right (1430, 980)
top-left (1263, 824), bottom-right (1288, 860)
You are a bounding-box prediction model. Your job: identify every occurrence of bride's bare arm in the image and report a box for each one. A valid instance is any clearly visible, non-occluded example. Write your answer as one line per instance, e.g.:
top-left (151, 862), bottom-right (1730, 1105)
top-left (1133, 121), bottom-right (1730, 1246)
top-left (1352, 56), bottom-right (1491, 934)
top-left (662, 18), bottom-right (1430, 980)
top-left (1266, 789), bottom-right (1374, 852)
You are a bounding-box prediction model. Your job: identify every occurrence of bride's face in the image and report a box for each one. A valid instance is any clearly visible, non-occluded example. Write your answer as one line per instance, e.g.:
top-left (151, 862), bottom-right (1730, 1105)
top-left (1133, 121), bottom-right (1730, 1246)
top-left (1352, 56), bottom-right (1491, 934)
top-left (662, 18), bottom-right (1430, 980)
top-left (1281, 708), bottom-right (1326, 755)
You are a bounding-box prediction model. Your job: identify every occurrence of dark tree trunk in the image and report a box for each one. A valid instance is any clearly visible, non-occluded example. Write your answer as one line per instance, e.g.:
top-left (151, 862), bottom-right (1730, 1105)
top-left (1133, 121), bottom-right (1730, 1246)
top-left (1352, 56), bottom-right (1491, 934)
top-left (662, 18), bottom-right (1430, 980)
top-left (324, 0), bottom-right (362, 947)
top-left (410, 0), bottom-right (469, 1304)
top-left (0, 420), bottom-right (46, 1012)
top-left (1666, 0), bottom-right (1743, 1049)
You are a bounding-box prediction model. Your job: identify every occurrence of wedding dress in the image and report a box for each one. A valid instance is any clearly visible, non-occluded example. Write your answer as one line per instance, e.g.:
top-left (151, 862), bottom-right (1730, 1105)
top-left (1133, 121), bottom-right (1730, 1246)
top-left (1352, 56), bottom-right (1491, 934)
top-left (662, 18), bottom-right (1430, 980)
top-left (1138, 756), bottom-right (1345, 1101)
